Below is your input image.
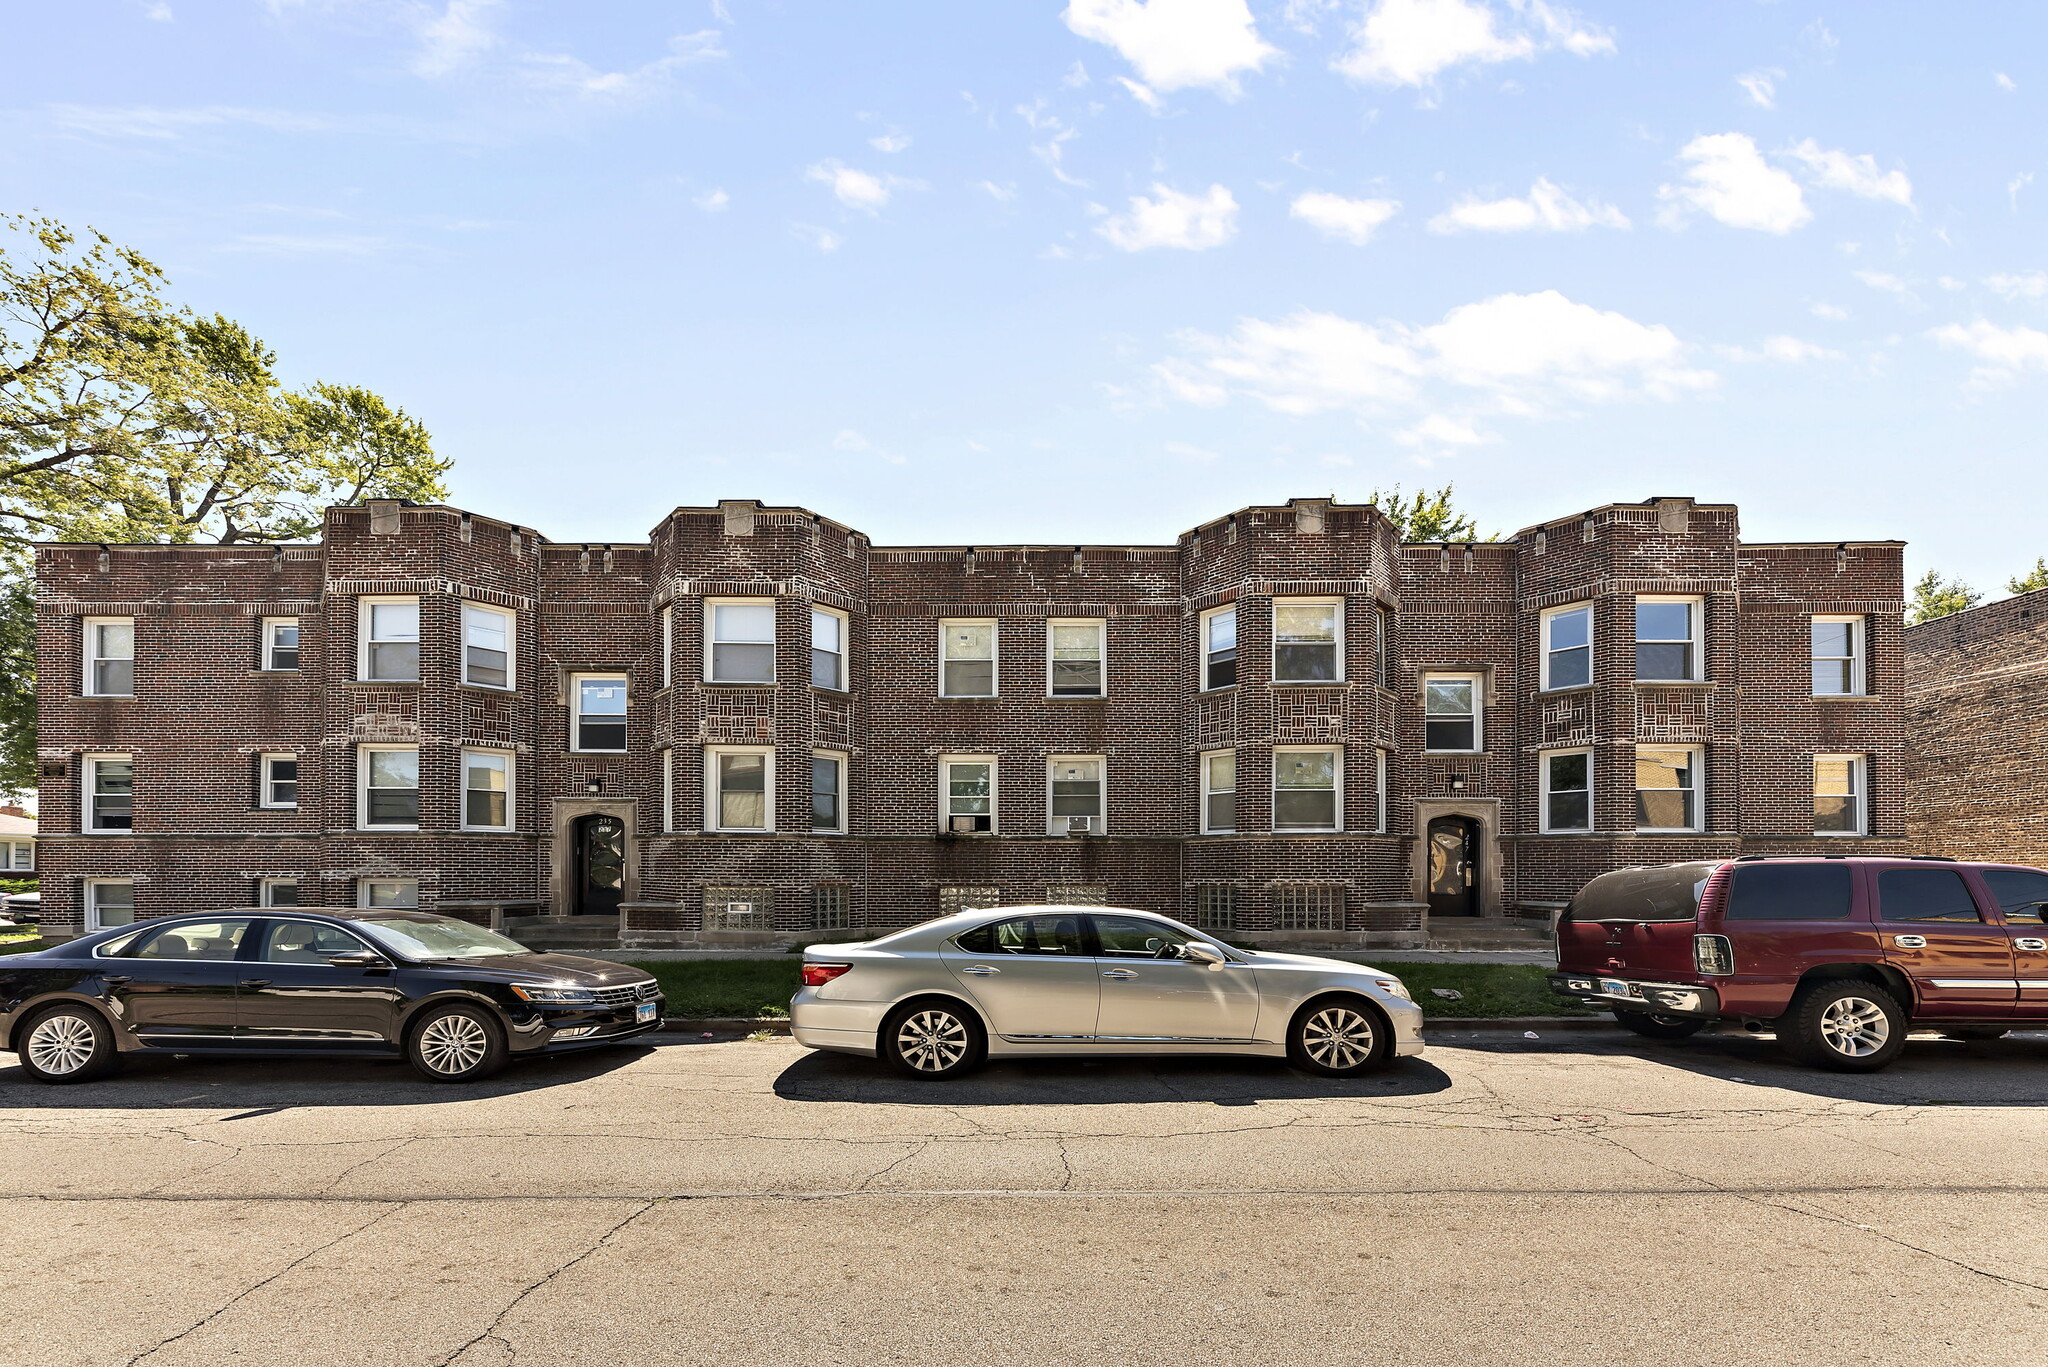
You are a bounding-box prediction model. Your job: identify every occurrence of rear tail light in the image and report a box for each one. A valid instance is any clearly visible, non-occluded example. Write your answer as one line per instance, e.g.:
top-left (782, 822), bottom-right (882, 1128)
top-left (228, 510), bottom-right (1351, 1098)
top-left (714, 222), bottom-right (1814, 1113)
top-left (1694, 934), bottom-right (1734, 976)
top-left (801, 963), bottom-right (852, 988)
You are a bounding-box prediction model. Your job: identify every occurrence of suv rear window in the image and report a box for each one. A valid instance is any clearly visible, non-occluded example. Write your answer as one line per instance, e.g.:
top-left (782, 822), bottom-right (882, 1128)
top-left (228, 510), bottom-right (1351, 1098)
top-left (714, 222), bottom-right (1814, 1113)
top-left (1568, 862), bottom-right (1718, 923)
top-left (1724, 863), bottom-right (1853, 920)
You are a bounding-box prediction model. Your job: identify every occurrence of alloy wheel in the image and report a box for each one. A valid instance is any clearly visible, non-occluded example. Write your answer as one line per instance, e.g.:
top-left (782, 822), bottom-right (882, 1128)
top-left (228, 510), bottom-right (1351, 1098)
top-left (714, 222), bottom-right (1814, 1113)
top-left (895, 1010), bottom-right (968, 1073)
top-left (1302, 1007), bottom-right (1376, 1069)
top-left (1818, 996), bottom-right (1890, 1058)
top-left (418, 1013), bottom-right (491, 1075)
top-left (25, 1014), bottom-right (97, 1076)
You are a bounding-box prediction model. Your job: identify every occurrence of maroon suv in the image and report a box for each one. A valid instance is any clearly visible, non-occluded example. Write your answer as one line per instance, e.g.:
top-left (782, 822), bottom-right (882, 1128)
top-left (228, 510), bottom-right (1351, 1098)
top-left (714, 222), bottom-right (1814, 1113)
top-left (1549, 856), bottom-right (2048, 1071)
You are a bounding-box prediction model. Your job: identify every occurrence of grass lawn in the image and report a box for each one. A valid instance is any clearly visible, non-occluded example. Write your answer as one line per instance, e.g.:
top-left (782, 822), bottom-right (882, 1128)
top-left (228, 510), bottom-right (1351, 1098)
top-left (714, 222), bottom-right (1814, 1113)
top-left (0, 934), bottom-right (47, 957)
top-left (625, 958), bottom-right (1594, 1021)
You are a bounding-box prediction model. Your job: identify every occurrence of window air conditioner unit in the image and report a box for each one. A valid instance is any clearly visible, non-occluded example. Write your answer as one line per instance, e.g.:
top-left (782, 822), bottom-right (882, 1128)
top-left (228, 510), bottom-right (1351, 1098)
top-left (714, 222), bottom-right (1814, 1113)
top-left (949, 815), bottom-right (980, 834)
top-left (1065, 816), bottom-right (1094, 836)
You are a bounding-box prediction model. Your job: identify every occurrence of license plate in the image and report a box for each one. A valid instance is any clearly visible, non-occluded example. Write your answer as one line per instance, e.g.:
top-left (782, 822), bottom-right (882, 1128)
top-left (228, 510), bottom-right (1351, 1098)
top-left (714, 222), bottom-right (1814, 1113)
top-left (1600, 979), bottom-right (1632, 997)
top-left (635, 1002), bottom-right (658, 1024)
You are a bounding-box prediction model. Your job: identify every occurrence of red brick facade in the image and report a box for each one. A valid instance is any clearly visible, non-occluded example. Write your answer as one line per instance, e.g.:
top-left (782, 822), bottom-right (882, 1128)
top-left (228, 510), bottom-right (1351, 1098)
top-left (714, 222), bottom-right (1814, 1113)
top-left (32, 495), bottom-right (1910, 945)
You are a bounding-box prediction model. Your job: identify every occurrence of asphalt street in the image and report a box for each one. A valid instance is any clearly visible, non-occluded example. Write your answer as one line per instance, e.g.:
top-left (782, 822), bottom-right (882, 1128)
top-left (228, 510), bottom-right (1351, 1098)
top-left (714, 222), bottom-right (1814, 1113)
top-left (7, 1027), bottom-right (2046, 1367)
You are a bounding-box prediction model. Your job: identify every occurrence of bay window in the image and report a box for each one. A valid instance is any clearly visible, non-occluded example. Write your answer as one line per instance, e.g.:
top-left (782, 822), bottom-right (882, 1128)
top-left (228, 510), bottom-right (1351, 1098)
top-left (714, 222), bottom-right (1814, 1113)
top-left (1634, 598), bottom-right (1699, 682)
top-left (707, 600), bottom-right (777, 683)
top-left (461, 604), bottom-right (513, 689)
top-left (358, 746), bottom-right (420, 829)
top-left (359, 598), bottom-right (419, 682)
top-left (1203, 606), bottom-right (1237, 690)
top-left (1201, 750), bottom-right (1236, 834)
top-left (1274, 600), bottom-right (1341, 683)
top-left (463, 750), bottom-right (512, 830)
top-left (1274, 747), bottom-right (1339, 832)
top-left (1542, 604), bottom-right (1592, 690)
top-left (708, 747), bottom-right (773, 832)
top-left (1634, 746), bottom-right (1701, 831)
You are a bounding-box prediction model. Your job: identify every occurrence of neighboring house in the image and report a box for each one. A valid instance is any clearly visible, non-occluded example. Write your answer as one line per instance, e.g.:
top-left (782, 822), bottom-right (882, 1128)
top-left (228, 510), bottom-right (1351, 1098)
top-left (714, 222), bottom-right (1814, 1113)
top-left (30, 494), bottom-right (1908, 946)
top-left (0, 805), bottom-right (33, 877)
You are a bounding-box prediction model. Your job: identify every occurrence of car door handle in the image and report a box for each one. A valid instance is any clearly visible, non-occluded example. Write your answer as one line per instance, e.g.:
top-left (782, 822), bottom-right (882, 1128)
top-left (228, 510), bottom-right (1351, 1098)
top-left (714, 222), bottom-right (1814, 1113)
top-left (1101, 969), bottom-right (1138, 980)
top-left (2017, 937), bottom-right (2048, 952)
top-left (101, 975), bottom-right (131, 985)
top-left (239, 979), bottom-right (271, 989)
top-left (959, 965), bottom-right (1000, 976)
top-left (1892, 935), bottom-right (1926, 949)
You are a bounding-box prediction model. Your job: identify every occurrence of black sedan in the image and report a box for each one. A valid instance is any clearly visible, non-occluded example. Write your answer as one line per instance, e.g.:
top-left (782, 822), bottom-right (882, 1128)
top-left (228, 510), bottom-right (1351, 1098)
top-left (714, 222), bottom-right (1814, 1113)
top-left (0, 910), bottom-right (664, 1083)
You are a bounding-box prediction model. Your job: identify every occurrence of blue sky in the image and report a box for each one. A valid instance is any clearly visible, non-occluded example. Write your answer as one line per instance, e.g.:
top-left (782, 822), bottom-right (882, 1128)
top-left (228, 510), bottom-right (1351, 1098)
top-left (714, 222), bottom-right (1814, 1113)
top-left (5, 1), bottom-right (2044, 588)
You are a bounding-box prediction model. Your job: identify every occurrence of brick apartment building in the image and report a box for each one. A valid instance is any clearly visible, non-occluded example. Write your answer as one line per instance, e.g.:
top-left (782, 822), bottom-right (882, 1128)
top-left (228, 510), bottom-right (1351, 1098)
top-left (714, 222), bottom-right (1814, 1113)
top-left (32, 494), bottom-right (1910, 948)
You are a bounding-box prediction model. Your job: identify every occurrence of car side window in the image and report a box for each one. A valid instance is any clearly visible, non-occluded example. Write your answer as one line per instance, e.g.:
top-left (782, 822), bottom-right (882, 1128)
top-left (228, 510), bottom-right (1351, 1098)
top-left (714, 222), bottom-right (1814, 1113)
top-left (258, 920), bottom-right (372, 963)
top-left (128, 919), bottom-right (252, 961)
top-left (1979, 869), bottom-right (2048, 925)
top-left (1723, 863), bottom-right (1854, 920)
top-left (1876, 869), bottom-right (1984, 923)
top-left (954, 915), bottom-right (1085, 956)
top-left (1093, 915), bottom-right (1195, 960)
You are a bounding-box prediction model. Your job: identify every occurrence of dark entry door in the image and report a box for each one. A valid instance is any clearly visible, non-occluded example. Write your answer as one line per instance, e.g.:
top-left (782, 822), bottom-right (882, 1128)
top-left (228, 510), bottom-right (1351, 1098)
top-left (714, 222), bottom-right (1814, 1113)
top-left (574, 814), bottom-right (626, 916)
top-left (1427, 817), bottom-right (1479, 917)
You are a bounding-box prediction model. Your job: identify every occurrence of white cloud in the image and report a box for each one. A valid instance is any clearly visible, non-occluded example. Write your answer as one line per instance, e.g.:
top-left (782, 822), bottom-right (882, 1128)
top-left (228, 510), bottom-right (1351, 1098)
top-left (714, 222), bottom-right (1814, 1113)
top-left (1930, 320), bottom-right (2048, 385)
top-left (1810, 302), bottom-right (1850, 320)
top-left (1428, 177), bottom-right (1627, 232)
top-left (1334, 0), bottom-right (1613, 89)
top-left (1164, 440), bottom-right (1221, 463)
top-left (1062, 0), bottom-right (1277, 95)
top-left (1656, 133), bottom-right (1810, 234)
top-left (694, 188), bottom-right (729, 212)
top-left (1393, 414), bottom-right (1493, 448)
top-left (1784, 139), bottom-right (1913, 207)
top-left (806, 160), bottom-right (915, 213)
top-left (976, 179), bottom-right (1018, 201)
top-left (869, 130), bottom-right (911, 153)
top-left (1099, 183), bottom-right (1239, 251)
top-left (511, 31), bottom-right (725, 101)
top-left (41, 104), bottom-right (341, 139)
top-left (792, 224), bottom-right (842, 252)
top-left (1854, 270), bottom-right (1912, 298)
top-left (1290, 191), bottom-right (1401, 244)
top-left (1987, 271), bottom-right (2048, 301)
top-left (1736, 68), bottom-right (1781, 109)
top-left (1017, 101), bottom-right (1085, 186)
top-left (1116, 76), bottom-right (1164, 110)
top-left (2009, 172), bottom-right (2034, 212)
top-left (1721, 336), bottom-right (1843, 363)
top-left (1997, 72), bottom-right (2017, 92)
top-left (411, 0), bottom-right (501, 77)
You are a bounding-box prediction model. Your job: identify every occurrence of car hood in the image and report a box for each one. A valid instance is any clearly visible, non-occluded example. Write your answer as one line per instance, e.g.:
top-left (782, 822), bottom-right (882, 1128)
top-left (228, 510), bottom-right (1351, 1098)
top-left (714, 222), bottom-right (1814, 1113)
top-left (419, 953), bottom-right (655, 986)
top-left (1244, 949), bottom-right (1389, 977)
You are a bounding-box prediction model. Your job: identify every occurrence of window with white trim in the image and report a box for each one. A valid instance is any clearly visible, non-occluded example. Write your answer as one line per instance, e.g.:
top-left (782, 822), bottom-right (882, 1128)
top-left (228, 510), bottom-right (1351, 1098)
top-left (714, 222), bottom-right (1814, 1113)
top-left (572, 674), bottom-right (627, 752)
top-left (83, 755), bottom-right (133, 833)
top-left (258, 753), bottom-right (299, 809)
top-left (1634, 598), bottom-right (1699, 682)
top-left (1274, 599), bottom-right (1342, 683)
top-left (1274, 747), bottom-right (1340, 832)
top-left (1200, 750), bottom-right (1236, 834)
top-left (3, 839), bottom-right (31, 872)
top-left (258, 878), bottom-right (301, 908)
top-left (461, 603), bottom-right (513, 689)
top-left (941, 756), bottom-right (995, 833)
top-left (83, 617), bottom-right (134, 696)
top-left (1541, 750), bottom-right (1592, 833)
top-left (1423, 674), bottom-right (1481, 752)
top-left (1376, 605), bottom-right (1395, 689)
top-left (1047, 619), bottom-right (1104, 696)
top-left (940, 620), bottom-right (996, 697)
top-left (811, 751), bottom-right (846, 833)
top-left (85, 879), bottom-right (135, 929)
top-left (1047, 756), bottom-right (1104, 835)
top-left (706, 746), bottom-right (773, 832)
top-left (1634, 746), bottom-right (1701, 831)
top-left (661, 606), bottom-right (673, 690)
top-left (462, 750), bottom-right (512, 830)
top-left (1814, 754), bottom-right (1866, 835)
top-left (706, 600), bottom-right (776, 683)
top-left (1811, 617), bottom-right (1864, 696)
top-left (358, 746), bottom-right (420, 830)
top-left (358, 878), bottom-right (419, 909)
top-left (358, 598), bottom-right (419, 682)
top-left (1202, 606), bottom-right (1237, 690)
top-left (1375, 749), bottom-right (1389, 834)
top-left (262, 617), bottom-right (299, 671)
top-left (811, 607), bottom-right (847, 691)
top-left (1542, 604), bottom-right (1592, 690)
top-left (661, 749), bottom-right (675, 832)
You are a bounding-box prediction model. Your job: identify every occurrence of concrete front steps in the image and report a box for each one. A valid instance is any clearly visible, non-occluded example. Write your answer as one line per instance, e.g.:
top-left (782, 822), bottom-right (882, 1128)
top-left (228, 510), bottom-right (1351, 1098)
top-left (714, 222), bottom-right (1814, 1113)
top-left (1425, 917), bottom-right (1554, 952)
top-left (503, 916), bottom-right (622, 952)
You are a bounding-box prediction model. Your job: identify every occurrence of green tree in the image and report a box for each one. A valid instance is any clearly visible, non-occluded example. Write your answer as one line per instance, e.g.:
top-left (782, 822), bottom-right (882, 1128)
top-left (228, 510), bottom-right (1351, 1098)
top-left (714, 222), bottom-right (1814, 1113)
top-left (1365, 483), bottom-right (1495, 542)
top-left (1908, 570), bottom-right (1983, 625)
top-left (2006, 557), bottom-right (2048, 596)
top-left (0, 580), bottom-right (32, 796)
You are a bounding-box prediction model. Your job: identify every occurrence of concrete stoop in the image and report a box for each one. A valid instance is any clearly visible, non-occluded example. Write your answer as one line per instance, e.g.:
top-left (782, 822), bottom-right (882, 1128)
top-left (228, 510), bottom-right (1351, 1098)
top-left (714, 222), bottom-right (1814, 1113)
top-left (1424, 917), bottom-right (1554, 951)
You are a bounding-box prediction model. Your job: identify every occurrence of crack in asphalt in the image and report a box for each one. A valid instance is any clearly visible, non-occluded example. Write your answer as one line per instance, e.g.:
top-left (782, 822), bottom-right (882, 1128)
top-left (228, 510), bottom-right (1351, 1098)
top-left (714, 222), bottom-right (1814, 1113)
top-left (431, 1200), bottom-right (659, 1367)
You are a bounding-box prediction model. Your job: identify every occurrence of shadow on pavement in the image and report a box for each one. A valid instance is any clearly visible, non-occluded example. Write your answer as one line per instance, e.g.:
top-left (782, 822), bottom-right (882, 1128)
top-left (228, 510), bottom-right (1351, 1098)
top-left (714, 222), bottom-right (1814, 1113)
top-left (773, 1050), bottom-right (1453, 1105)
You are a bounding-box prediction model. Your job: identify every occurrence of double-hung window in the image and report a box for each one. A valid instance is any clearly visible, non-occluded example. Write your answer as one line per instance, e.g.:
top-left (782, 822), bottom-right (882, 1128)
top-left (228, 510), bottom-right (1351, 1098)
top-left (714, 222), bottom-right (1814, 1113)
top-left (359, 878), bottom-right (419, 909)
top-left (258, 753), bottom-right (299, 809)
top-left (463, 750), bottom-right (512, 830)
top-left (940, 621), bottom-right (996, 697)
top-left (1811, 617), bottom-right (1864, 696)
top-left (941, 756), bottom-right (995, 833)
top-left (1047, 756), bottom-right (1104, 835)
top-left (1423, 675), bottom-right (1481, 752)
top-left (1814, 754), bottom-right (1865, 835)
top-left (3, 840), bottom-right (31, 872)
top-left (811, 751), bottom-right (846, 833)
top-left (461, 604), bottom-right (513, 689)
top-left (262, 618), bottom-right (300, 671)
top-left (1541, 751), bottom-right (1592, 832)
top-left (1200, 750), bottom-right (1236, 834)
top-left (1047, 619), bottom-right (1104, 697)
top-left (83, 755), bottom-right (134, 833)
top-left (85, 879), bottom-right (136, 929)
top-left (1202, 606), bottom-right (1237, 690)
top-left (1634, 746), bottom-right (1701, 831)
top-left (359, 598), bottom-right (420, 682)
top-left (707, 747), bottom-right (773, 832)
top-left (359, 746), bottom-right (420, 829)
top-left (1634, 598), bottom-right (1699, 682)
top-left (1542, 604), bottom-right (1592, 690)
top-left (660, 606), bottom-right (673, 690)
top-left (258, 878), bottom-right (300, 909)
top-left (811, 607), bottom-right (847, 690)
top-left (83, 617), bottom-right (134, 696)
top-left (1274, 747), bottom-right (1340, 832)
top-left (572, 675), bottom-right (628, 752)
top-left (1273, 600), bottom-right (1342, 683)
top-left (707, 600), bottom-right (777, 683)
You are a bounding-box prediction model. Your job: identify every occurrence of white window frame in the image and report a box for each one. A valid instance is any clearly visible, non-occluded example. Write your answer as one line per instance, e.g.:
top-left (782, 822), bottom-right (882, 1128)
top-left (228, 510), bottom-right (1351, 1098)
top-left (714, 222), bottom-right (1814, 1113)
top-left (1273, 746), bottom-right (1342, 834)
top-left (661, 748), bottom-right (675, 833)
top-left (1046, 618), bottom-right (1106, 698)
top-left (1633, 744), bottom-right (1703, 834)
top-left (940, 754), bottom-right (997, 834)
top-left (261, 617), bottom-right (300, 672)
top-left (1201, 605), bottom-right (1238, 691)
top-left (82, 616), bottom-right (135, 697)
top-left (1540, 748), bottom-right (1593, 834)
top-left (357, 596), bottom-right (420, 683)
top-left (84, 878), bottom-right (136, 930)
top-left (1634, 596), bottom-right (1702, 683)
top-left (257, 752), bottom-right (299, 810)
top-left (1199, 749), bottom-right (1236, 835)
top-left (811, 749), bottom-right (848, 834)
top-left (1811, 615), bottom-right (1866, 697)
top-left (460, 748), bottom-right (514, 832)
top-left (661, 605), bottom-right (674, 690)
top-left (1046, 755), bottom-right (1107, 836)
top-left (357, 878), bottom-right (419, 909)
top-left (258, 877), bottom-right (301, 909)
top-left (1814, 753), bottom-right (1867, 836)
top-left (811, 606), bottom-right (849, 692)
top-left (82, 753), bottom-right (134, 834)
top-left (705, 745), bottom-right (776, 834)
top-left (1422, 673), bottom-right (1483, 753)
top-left (1541, 603), bottom-right (1594, 691)
top-left (939, 619), bottom-right (998, 698)
top-left (357, 744), bottom-right (421, 831)
top-left (704, 598), bottom-right (778, 685)
top-left (460, 603), bottom-right (515, 690)
top-left (1272, 598), bottom-right (1344, 685)
top-left (1374, 748), bottom-right (1389, 834)
top-left (570, 673), bottom-right (629, 753)
top-left (4, 839), bottom-right (32, 872)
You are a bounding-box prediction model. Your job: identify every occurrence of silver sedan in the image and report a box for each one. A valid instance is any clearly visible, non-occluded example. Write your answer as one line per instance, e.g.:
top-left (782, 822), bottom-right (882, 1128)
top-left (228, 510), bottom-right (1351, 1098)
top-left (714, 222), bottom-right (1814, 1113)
top-left (791, 904), bottom-right (1425, 1079)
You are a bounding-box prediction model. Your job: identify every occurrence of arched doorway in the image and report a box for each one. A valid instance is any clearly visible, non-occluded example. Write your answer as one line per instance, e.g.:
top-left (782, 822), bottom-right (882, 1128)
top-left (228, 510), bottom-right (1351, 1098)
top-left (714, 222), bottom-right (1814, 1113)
top-left (1426, 815), bottom-right (1479, 917)
top-left (572, 813), bottom-right (626, 916)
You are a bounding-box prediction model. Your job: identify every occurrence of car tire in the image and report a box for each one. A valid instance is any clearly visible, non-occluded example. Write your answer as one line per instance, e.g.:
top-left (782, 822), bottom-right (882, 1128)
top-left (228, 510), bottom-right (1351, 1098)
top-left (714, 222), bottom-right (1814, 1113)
top-left (1287, 996), bottom-right (1393, 1077)
top-left (879, 999), bottom-right (986, 1080)
top-left (16, 1004), bottom-right (121, 1085)
top-left (1613, 1009), bottom-right (1709, 1040)
top-left (1780, 981), bottom-right (1907, 1072)
top-left (406, 1003), bottom-right (508, 1083)
top-left (1942, 1028), bottom-right (2008, 1042)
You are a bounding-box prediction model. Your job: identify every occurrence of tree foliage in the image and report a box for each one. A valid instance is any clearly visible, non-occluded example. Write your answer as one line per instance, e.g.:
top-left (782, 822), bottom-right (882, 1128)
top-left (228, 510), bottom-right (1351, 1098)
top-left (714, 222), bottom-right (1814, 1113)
top-left (1366, 483), bottom-right (1495, 543)
top-left (1908, 570), bottom-right (1983, 625)
top-left (2006, 557), bottom-right (2048, 597)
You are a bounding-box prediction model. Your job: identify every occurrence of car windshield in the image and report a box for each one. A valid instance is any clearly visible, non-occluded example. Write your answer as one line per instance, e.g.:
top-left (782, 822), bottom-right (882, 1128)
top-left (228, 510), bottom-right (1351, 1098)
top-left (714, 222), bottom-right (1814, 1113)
top-left (353, 914), bottom-right (533, 960)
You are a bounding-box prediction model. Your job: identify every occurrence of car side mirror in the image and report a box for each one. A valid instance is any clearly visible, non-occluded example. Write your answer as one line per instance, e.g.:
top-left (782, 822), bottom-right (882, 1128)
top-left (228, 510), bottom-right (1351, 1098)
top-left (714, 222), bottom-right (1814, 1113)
top-left (328, 949), bottom-right (391, 969)
top-left (1181, 941), bottom-right (1227, 970)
